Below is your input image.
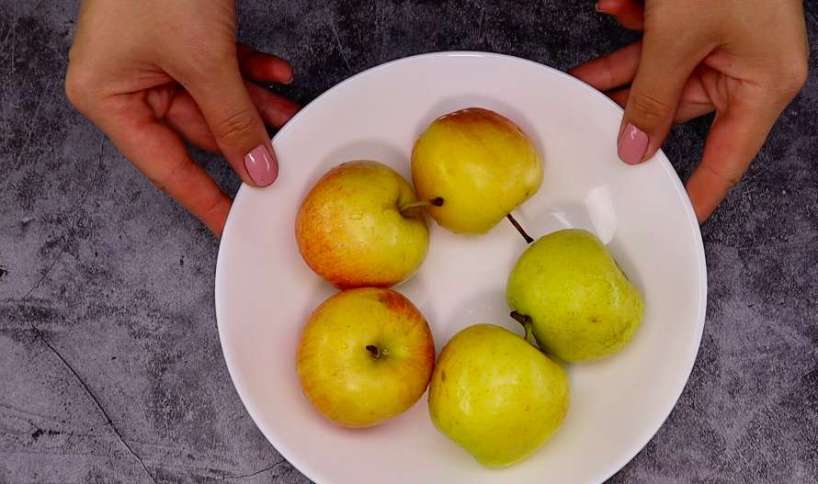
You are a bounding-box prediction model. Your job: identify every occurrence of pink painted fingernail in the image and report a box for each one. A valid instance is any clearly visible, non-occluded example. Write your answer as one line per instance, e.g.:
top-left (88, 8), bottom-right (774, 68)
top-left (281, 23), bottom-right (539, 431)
top-left (244, 144), bottom-right (278, 186)
top-left (617, 123), bottom-right (648, 165)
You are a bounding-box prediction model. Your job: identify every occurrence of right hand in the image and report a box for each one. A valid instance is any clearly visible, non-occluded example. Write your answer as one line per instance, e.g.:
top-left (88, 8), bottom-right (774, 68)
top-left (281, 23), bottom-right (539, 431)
top-left (571, 0), bottom-right (808, 222)
top-left (66, 0), bottom-right (299, 235)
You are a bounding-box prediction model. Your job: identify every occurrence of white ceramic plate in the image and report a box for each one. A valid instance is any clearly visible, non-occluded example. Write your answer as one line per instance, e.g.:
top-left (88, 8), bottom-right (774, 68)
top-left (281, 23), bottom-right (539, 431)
top-left (215, 51), bottom-right (707, 484)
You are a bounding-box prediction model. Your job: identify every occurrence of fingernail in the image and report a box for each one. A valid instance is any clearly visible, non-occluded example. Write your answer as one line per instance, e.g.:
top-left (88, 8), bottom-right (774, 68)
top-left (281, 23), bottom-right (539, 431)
top-left (595, 2), bottom-right (603, 12)
top-left (617, 123), bottom-right (648, 165)
top-left (244, 144), bottom-right (278, 186)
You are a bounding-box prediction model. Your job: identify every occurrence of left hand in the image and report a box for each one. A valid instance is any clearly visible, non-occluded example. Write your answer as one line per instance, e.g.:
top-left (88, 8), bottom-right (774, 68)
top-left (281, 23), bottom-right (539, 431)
top-left (570, 0), bottom-right (809, 222)
top-left (66, 0), bottom-right (299, 235)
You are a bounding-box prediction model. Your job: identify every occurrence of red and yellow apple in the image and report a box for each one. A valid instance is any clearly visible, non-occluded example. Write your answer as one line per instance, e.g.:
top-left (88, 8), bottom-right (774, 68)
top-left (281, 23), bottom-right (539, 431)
top-left (296, 161), bottom-right (429, 288)
top-left (296, 287), bottom-right (435, 428)
top-left (411, 107), bottom-right (543, 234)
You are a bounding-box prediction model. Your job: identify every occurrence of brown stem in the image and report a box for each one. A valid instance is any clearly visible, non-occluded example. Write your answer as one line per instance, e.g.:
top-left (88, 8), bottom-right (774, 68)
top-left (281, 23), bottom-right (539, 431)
top-left (398, 197), bottom-right (445, 216)
top-left (365, 344), bottom-right (381, 359)
top-left (510, 311), bottom-right (532, 327)
top-left (506, 214), bottom-right (533, 244)
top-left (510, 311), bottom-right (538, 347)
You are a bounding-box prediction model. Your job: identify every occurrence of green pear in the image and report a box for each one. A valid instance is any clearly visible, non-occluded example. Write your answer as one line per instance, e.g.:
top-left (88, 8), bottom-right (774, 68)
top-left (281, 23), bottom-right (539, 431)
top-left (411, 107), bottom-right (543, 234)
top-left (506, 229), bottom-right (644, 363)
top-left (428, 324), bottom-right (569, 468)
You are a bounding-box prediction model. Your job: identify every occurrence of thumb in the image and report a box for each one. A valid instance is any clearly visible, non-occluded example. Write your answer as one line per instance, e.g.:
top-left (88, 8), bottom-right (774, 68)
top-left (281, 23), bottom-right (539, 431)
top-left (617, 27), bottom-right (708, 165)
top-left (181, 54), bottom-right (278, 187)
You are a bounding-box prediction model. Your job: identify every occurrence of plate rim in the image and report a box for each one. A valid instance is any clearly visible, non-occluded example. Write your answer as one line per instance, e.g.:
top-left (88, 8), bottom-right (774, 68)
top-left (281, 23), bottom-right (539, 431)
top-left (215, 50), bottom-right (708, 484)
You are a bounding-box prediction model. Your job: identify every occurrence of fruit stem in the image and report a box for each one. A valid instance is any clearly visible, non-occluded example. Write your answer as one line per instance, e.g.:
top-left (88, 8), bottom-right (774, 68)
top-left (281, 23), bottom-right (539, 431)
top-left (366, 344), bottom-right (381, 359)
top-left (506, 214), bottom-right (533, 244)
top-left (398, 197), bottom-right (444, 215)
top-left (510, 311), bottom-right (538, 347)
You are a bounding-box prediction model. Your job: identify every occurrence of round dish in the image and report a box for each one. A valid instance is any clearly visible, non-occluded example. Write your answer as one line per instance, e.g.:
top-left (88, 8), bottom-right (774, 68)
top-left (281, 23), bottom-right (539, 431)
top-left (215, 51), bottom-right (707, 484)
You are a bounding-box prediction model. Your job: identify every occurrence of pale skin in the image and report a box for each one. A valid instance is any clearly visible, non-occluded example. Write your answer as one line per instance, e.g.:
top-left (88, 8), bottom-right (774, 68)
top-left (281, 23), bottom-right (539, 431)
top-left (66, 1), bottom-right (809, 234)
top-left (571, 0), bottom-right (809, 222)
top-left (66, 0), bottom-right (299, 235)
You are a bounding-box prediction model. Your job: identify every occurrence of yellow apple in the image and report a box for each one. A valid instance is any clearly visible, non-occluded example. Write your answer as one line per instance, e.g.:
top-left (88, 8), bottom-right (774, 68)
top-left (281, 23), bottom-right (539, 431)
top-left (428, 324), bottom-right (569, 467)
top-left (411, 107), bottom-right (543, 233)
top-left (296, 161), bottom-right (429, 288)
top-left (297, 288), bottom-right (436, 428)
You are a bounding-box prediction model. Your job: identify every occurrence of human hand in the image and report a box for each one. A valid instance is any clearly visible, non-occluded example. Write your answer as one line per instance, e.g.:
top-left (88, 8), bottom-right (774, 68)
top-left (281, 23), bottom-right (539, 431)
top-left (66, 0), bottom-right (299, 235)
top-left (570, 0), bottom-right (808, 222)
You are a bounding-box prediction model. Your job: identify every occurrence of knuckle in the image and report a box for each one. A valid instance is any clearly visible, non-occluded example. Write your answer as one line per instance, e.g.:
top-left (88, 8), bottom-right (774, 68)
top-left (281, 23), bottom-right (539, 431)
top-left (164, 157), bottom-right (195, 190)
top-left (179, 43), bottom-right (235, 82)
top-left (201, 194), bottom-right (230, 221)
top-left (628, 91), bottom-right (674, 126)
top-left (780, 60), bottom-right (808, 97)
top-left (64, 65), bottom-right (96, 110)
top-left (145, 157), bottom-right (187, 195)
top-left (702, 163), bottom-right (743, 189)
top-left (599, 55), bottom-right (616, 87)
top-left (210, 108), bottom-right (257, 145)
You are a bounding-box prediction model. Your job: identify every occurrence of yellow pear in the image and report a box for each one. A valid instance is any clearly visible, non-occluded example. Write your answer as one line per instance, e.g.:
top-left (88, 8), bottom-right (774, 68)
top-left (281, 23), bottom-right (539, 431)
top-left (411, 107), bottom-right (543, 233)
top-left (428, 324), bottom-right (569, 468)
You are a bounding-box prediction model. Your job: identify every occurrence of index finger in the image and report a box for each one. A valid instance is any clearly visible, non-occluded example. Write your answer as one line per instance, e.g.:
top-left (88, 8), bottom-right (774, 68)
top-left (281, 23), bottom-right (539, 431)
top-left (686, 101), bottom-right (783, 223)
top-left (569, 42), bottom-right (642, 92)
top-left (96, 94), bottom-right (232, 234)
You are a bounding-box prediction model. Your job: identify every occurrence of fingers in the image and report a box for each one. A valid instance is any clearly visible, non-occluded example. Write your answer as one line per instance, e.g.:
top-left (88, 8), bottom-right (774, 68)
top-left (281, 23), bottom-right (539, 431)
top-left (572, 44), bottom-right (719, 123)
top-left (148, 85), bottom-right (220, 153)
top-left (569, 42), bottom-right (641, 92)
top-left (686, 101), bottom-right (782, 223)
top-left (95, 95), bottom-right (232, 235)
top-left (158, 82), bottom-right (300, 153)
top-left (177, 51), bottom-right (278, 187)
top-left (608, 87), bottom-right (714, 124)
top-left (245, 83), bottom-right (300, 128)
top-left (595, 0), bottom-right (645, 30)
top-left (237, 43), bottom-right (294, 84)
top-left (617, 25), bottom-right (712, 165)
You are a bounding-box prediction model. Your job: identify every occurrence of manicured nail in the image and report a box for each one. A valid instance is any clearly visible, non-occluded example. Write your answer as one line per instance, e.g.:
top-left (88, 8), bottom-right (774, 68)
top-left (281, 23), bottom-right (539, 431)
top-left (595, 2), bottom-right (603, 12)
top-left (244, 144), bottom-right (278, 186)
top-left (617, 123), bottom-right (648, 165)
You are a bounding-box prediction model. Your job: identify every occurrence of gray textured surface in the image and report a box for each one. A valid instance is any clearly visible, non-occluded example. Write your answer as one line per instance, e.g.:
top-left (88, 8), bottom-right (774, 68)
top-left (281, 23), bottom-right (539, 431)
top-left (1, 1), bottom-right (816, 483)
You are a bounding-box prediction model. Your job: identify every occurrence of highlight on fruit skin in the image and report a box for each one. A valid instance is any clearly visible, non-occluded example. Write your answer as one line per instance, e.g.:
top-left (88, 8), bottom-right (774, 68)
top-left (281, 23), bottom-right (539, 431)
top-left (506, 228), bottom-right (645, 362)
top-left (427, 324), bottom-right (569, 468)
top-left (297, 287), bottom-right (436, 428)
top-left (411, 107), bottom-right (543, 234)
top-left (295, 160), bottom-right (429, 289)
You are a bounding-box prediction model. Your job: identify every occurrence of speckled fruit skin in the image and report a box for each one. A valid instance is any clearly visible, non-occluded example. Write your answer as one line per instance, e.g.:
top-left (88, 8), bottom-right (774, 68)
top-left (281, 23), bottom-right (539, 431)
top-left (428, 324), bottom-right (569, 468)
top-left (295, 161), bottom-right (429, 288)
top-left (411, 107), bottom-right (543, 234)
top-left (297, 288), bottom-right (436, 428)
top-left (506, 229), bottom-right (645, 362)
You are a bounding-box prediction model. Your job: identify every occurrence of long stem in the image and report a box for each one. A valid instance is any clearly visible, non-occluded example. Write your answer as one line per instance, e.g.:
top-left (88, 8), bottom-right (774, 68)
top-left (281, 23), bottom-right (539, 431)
top-left (506, 214), bottom-right (533, 244)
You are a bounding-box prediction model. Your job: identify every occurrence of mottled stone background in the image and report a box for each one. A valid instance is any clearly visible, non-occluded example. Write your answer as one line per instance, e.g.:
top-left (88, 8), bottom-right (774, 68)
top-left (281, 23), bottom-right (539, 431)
top-left (1, 1), bottom-right (816, 483)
